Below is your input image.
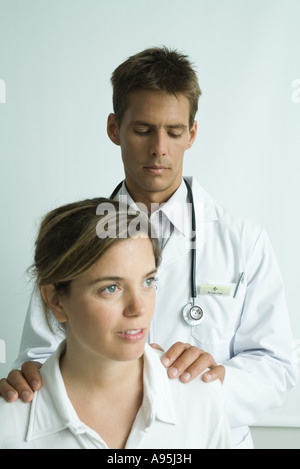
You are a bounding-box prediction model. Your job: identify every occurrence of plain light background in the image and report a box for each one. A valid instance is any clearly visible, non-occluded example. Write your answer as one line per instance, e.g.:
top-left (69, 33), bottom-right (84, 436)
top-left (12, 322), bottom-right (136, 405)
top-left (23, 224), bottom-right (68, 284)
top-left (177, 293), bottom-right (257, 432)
top-left (0, 0), bottom-right (299, 448)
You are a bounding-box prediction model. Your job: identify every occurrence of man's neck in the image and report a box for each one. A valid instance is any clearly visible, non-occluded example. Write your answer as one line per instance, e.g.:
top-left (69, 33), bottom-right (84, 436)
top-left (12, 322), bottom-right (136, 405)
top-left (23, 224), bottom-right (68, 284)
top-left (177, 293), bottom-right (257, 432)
top-left (124, 178), bottom-right (182, 213)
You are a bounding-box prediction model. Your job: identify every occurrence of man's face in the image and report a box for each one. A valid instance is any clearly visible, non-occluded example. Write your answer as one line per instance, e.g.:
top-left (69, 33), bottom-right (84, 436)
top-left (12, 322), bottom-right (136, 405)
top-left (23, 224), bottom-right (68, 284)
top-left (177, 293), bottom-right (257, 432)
top-left (107, 89), bottom-right (197, 205)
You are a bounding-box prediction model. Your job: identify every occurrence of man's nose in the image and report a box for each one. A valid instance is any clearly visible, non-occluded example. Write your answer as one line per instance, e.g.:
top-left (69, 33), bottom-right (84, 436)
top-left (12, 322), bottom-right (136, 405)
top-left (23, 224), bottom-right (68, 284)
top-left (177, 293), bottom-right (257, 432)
top-left (150, 131), bottom-right (167, 157)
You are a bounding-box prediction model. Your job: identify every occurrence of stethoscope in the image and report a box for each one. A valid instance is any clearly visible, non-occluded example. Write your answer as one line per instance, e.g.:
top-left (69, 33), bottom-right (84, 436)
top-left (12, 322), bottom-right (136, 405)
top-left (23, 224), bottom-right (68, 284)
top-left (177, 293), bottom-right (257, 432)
top-left (110, 178), bottom-right (204, 327)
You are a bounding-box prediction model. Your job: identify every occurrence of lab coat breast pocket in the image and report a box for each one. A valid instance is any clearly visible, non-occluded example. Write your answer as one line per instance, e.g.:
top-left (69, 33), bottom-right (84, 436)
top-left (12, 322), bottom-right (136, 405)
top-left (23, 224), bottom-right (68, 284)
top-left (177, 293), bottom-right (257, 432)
top-left (191, 281), bottom-right (246, 361)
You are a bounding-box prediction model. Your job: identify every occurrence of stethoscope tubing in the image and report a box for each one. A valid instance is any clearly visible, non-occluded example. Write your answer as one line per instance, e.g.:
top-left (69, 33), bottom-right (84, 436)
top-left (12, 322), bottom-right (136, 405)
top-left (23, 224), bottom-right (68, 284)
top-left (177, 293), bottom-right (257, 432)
top-left (110, 178), bottom-right (201, 324)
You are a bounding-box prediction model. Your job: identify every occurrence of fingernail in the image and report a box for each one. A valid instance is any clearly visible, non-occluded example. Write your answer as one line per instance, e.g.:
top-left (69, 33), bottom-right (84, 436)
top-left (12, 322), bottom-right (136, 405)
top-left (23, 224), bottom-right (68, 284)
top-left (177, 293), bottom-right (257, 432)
top-left (204, 373), bottom-right (212, 382)
top-left (161, 357), bottom-right (170, 367)
top-left (31, 380), bottom-right (39, 391)
top-left (182, 372), bottom-right (191, 382)
top-left (169, 367), bottom-right (179, 378)
top-left (7, 391), bottom-right (16, 401)
top-left (21, 391), bottom-right (31, 401)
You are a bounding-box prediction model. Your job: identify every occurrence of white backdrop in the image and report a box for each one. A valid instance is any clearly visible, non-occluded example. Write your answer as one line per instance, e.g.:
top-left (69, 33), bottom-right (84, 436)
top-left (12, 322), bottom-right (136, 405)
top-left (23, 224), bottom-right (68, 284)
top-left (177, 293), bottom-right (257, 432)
top-left (0, 0), bottom-right (299, 427)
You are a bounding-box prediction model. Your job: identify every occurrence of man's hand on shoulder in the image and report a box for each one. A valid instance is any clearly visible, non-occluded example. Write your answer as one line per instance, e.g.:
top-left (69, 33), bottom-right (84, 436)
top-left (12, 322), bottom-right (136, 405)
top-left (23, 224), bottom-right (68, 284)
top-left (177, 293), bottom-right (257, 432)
top-left (0, 361), bottom-right (42, 403)
top-left (151, 342), bottom-right (225, 384)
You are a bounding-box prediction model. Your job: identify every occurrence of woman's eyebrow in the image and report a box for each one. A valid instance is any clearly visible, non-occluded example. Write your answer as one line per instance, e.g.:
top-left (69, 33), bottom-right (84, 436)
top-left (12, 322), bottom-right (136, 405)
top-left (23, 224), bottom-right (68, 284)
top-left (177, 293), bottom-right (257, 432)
top-left (87, 276), bottom-right (123, 286)
top-left (144, 268), bottom-right (157, 277)
top-left (87, 269), bottom-right (157, 286)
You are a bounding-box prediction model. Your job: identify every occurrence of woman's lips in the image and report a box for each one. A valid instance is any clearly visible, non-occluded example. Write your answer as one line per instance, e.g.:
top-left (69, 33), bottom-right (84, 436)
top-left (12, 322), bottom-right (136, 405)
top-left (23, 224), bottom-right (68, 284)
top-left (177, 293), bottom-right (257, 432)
top-left (117, 329), bottom-right (146, 342)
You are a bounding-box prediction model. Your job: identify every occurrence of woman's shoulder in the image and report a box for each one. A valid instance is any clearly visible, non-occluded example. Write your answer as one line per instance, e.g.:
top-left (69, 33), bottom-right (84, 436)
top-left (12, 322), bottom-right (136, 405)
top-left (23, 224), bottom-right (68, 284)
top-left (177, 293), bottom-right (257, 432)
top-left (165, 362), bottom-right (225, 399)
top-left (145, 344), bottom-right (226, 409)
top-left (144, 344), bottom-right (229, 445)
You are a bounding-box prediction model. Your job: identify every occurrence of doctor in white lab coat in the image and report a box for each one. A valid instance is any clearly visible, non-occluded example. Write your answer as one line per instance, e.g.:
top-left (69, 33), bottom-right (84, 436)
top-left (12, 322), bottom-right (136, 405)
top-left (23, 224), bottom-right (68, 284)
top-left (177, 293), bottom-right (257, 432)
top-left (0, 47), bottom-right (298, 449)
top-left (12, 175), bottom-right (297, 448)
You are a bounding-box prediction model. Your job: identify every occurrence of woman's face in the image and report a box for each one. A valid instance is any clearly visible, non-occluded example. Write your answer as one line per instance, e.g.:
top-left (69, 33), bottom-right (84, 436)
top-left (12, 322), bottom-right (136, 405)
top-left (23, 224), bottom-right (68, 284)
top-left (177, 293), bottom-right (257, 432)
top-left (56, 236), bottom-right (157, 363)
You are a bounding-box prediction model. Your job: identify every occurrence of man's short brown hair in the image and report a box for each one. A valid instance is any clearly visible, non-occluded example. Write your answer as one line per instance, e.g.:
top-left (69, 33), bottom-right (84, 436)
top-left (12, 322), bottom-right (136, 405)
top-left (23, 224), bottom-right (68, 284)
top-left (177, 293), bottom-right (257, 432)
top-left (111, 46), bottom-right (202, 129)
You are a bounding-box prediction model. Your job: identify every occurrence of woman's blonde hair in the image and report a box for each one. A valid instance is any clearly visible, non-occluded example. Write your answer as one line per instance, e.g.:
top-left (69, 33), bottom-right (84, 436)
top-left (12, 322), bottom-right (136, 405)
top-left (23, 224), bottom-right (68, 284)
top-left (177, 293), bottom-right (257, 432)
top-left (29, 198), bottom-right (161, 332)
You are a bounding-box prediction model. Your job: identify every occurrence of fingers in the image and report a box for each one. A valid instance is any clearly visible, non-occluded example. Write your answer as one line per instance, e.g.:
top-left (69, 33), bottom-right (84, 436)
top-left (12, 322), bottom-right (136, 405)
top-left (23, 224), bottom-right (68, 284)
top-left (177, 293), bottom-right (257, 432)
top-left (161, 342), bottom-right (191, 370)
top-left (21, 361), bottom-right (43, 392)
top-left (0, 378), bottom-right (19, 402)
top-left (161, 342), bottom-right (225, 384)
top-left (0, 362), bottom-right (42, 403)
top-left (0, 370), bottom-right (33, 403)
top-left (161, 342), bottom-right (206, 381)
top-left (202, 365), bottom-right (226, 385)
top-left (150, 343), bottom-right (164, 352)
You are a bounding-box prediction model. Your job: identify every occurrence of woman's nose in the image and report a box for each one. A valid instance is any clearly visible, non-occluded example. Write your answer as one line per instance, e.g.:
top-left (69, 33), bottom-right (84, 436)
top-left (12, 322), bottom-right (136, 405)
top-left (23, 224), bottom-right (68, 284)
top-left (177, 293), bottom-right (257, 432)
top-left (123, 292), bottom-right (146, 317)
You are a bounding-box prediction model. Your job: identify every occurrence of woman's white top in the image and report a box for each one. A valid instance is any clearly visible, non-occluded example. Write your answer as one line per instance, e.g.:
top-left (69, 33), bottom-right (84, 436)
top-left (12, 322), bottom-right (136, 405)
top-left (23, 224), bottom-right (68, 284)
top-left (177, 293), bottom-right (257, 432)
top-left (0, 342), bottom-right (231, 449)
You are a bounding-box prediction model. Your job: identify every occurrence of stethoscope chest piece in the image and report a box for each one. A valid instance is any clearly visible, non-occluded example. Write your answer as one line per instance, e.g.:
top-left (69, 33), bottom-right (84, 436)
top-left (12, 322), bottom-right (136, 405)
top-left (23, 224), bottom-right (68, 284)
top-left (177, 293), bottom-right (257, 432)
top-left (182, 303), bottom-right (204, 326)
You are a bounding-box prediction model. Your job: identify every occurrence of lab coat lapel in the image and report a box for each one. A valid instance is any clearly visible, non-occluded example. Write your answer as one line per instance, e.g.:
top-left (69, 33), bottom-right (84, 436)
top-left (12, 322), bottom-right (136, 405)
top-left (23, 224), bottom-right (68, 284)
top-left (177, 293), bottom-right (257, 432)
top-left (160, 177), bottom-right (218, 268)
top-left (159, 232), bottom-right (190, 269)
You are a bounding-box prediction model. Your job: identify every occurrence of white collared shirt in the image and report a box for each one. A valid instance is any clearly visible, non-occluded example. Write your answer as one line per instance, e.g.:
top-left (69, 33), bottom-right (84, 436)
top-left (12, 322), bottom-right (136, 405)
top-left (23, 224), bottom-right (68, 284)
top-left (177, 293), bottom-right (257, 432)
top-left (0, 342), bottom-right (231, 449)
top-left (118, 179), bottom-right (192, 248)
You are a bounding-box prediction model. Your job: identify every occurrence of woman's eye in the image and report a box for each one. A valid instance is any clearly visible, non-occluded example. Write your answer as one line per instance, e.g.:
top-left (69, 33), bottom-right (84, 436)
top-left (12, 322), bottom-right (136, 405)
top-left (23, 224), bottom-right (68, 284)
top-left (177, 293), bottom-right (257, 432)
top-left (102, 285), bottom-right (118, 294)
top-left (143, 277), bottom-right (157, 288)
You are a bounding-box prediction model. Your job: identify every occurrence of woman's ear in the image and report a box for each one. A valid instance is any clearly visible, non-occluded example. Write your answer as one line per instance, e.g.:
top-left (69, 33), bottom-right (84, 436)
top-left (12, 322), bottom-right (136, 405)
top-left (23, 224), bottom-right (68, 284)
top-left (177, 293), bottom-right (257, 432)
top-left (40, 285), bottom-right (68, 324)
top-left (107, 113), bottom-right (121, 146)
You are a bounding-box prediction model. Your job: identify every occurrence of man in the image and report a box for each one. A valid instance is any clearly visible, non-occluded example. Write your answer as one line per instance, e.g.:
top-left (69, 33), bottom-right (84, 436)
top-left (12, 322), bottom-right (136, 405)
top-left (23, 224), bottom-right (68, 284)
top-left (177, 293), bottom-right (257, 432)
top-left (0, 47), bottom-right (298, 448)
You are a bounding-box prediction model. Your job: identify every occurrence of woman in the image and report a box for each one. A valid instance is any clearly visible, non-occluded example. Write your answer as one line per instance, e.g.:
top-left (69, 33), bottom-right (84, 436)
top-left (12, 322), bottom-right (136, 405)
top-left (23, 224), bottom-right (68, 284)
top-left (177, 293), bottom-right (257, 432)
top-left (0, 198), bottom-right (231, 449)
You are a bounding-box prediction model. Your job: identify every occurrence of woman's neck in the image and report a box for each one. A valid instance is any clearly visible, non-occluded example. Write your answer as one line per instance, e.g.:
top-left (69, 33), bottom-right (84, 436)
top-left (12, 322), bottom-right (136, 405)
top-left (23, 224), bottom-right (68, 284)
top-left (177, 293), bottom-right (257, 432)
top-left (60, 340), bottom-right (144, 396)
top-left (59, 341), bottom-right (144, 449)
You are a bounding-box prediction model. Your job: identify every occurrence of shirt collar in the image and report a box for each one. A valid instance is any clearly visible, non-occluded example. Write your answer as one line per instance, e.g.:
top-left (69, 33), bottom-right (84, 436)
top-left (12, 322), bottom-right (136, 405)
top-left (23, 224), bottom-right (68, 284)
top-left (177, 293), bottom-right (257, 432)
top-left (156, 179), bottom-right (190, 237)
top-left (26, 341), bottom-right (90, 442)
top-left (142, 344), bottom-right (177, 425)
top-left (114, 177), bottom-right (218, 238)
top-left (26, 342), bottom-right (177, 443)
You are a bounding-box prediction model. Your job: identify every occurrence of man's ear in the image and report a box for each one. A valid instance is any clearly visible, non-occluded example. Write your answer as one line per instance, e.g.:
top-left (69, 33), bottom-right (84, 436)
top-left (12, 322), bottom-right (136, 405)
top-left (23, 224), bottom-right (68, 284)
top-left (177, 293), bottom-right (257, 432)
top-left (40, 285), bottom-right (68, 324)
top-left (107, 113), bottom-right (121, 146)
top-left (186, 120), bottom-right (197, 150)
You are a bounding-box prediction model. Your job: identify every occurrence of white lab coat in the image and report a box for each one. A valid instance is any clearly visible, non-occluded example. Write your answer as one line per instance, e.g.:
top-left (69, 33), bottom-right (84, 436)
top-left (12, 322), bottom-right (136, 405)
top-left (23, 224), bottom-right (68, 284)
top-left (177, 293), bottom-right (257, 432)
top-left (14, 177), bottom-right (298, 449)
